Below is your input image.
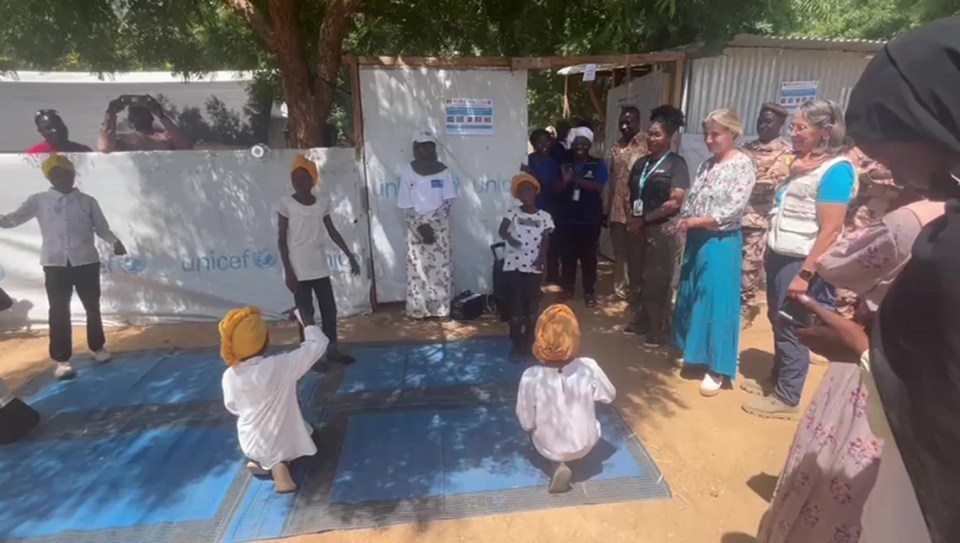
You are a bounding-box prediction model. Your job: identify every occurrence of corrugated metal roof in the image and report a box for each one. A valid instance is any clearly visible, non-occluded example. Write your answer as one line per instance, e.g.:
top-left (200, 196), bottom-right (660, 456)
top-left (663, 33), bottom-right (885, 57)
top-left (726, 34), bottom-right (885, 53)
top-left (683, 45), bottom-right (873, 138)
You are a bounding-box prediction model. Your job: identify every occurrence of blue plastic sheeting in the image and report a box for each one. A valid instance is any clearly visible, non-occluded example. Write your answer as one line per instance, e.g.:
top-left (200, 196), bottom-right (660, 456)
top-left (329, 406), bottom-right (641, 504)
top-left (0, 427), bottom-right (240, 540)
top-left (26, 350), bottom-right (322, 418)
top-left (338, 338), bottom-right (524, 394)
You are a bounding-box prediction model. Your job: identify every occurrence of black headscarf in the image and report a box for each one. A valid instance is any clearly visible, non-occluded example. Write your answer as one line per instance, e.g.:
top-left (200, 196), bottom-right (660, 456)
top-left (849, 17), bottom-right (960, 543)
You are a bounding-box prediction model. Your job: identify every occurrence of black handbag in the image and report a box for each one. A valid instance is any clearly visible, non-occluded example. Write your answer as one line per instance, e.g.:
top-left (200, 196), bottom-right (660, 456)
top-left (0, 287), bottom-right (12, 312)
top-left (451, 290), bottom-right (485, 321)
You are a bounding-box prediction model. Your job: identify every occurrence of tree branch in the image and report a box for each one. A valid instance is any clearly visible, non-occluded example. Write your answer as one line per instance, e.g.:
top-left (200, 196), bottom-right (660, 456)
top-left (314, 0), bottom-right (362, 93)
top-left (221, 0), bottom-right (274, 50)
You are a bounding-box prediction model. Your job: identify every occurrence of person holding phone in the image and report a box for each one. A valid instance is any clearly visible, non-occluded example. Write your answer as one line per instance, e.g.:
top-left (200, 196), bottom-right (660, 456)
top-left (98, 94), bottom-right (192, 152)
top-left (741, 99), bottom-right (855, 419)
top-left (397, 129), bottom-right (458, 319)
top-left (556, 127), bottom-right (608, 308)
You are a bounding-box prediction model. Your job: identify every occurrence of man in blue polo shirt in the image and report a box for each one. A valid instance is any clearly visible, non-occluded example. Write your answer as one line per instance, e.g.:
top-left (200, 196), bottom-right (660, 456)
top-left (555, 127), bottom-right (608, 308)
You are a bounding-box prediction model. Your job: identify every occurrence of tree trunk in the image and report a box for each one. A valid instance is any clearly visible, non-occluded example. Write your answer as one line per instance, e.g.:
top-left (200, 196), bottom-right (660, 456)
top-left (269, 0), bottom-right (321, 148)
top-left (313, 0), bottom-right (362, 147)
top-left (223, 0), bottom-right (360, 149)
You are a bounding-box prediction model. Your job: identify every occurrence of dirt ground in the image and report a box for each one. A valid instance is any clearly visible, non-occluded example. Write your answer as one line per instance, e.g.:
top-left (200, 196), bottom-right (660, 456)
top-left (0, 275), bottom-right (825, 543)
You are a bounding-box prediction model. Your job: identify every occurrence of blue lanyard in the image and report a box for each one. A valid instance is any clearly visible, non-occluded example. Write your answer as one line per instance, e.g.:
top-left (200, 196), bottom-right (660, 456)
top-left (638, 152), bottom-right (670, 192)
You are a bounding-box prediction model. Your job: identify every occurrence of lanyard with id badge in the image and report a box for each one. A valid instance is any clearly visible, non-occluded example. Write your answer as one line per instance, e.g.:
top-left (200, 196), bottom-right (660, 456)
top-left (632, 152), bottom-right (671, 217)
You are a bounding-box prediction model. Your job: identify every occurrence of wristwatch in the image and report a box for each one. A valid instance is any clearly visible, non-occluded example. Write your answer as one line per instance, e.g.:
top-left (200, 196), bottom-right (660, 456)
top-left (798, 269), bottom-right (815, 281)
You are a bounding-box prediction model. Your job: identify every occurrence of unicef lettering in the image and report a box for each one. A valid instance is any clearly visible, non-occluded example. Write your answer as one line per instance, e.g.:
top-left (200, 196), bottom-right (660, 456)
top-left (376, 176), bottom-right (511, 198)
top-left (181, 249), bottom-right (278, 273)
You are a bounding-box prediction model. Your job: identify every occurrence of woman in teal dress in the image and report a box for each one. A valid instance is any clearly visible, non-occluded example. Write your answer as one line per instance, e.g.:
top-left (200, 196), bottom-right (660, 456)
top-left (672, 109), bottom-right (757, 397)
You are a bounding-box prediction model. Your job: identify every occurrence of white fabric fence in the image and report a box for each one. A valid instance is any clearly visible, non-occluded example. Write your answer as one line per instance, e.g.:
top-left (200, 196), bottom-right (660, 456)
top-left (0, 149), bottom-right (371, 330)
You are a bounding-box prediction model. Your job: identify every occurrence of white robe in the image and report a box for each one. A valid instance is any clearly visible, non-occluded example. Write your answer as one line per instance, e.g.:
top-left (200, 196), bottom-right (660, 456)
top-left (516, 357), bottom-right (616, 463)
top-left (222, 325), bottom-right (329, 470)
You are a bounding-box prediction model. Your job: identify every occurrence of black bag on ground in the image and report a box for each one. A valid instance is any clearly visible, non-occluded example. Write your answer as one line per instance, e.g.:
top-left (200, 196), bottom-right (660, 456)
top-left (490, 243), bottom-right (509, 322)
top-left (0, 287), bottom-right (12, 312)
top-left (0, 379), bottom-right (40, 445)
top-left (451, 290), bottom-right (485, 321)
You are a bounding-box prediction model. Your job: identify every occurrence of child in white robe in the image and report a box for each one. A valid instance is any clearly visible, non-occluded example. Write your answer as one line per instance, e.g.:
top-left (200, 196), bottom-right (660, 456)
top-left (516, 303), bottom-right (616, 493)
top-left (220, 306), bottom-right (328, 493)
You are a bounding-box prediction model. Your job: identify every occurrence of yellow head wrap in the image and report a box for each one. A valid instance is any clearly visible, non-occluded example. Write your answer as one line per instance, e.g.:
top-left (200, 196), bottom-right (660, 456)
top-left (533, 304), bottom-right (581, 364)
top-left (219, 306), bottom-right (268, 366)
top-left (292, 154), bottom-right (319, 186)
top-left (41, 154), bottom-right (75, 179)
top-left (510, 173), bottom-right (541, 198)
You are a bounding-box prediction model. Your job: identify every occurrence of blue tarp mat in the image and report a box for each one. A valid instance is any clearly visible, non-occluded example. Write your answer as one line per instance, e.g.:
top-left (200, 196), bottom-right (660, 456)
top-left (329, 406), bottom-right (641, 504)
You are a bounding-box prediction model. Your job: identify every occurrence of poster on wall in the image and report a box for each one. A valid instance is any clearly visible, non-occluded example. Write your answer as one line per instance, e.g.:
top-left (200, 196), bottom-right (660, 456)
top-left (778, 80), bottom-right (819, 111)
top-left (444, 98), bottom-right (494, 136)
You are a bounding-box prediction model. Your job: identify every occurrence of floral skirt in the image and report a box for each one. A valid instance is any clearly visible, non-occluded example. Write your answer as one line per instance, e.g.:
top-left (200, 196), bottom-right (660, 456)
top-left (406, 206), bottom-right (453, 319)
top-left (758, 363), bottom-right (883, 543)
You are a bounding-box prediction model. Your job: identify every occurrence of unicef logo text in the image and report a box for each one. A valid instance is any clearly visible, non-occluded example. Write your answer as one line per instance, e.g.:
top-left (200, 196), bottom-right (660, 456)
top-left (105, 255), bottom-right (147, 275)
top-left (376, 177), bottom-right (511, 199)
top-left (182, 249), bottom-right (278, 273)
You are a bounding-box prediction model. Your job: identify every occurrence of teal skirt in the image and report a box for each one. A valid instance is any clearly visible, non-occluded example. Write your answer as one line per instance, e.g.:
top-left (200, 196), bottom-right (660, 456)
top-left (671, 229), bottom-right (742, 379)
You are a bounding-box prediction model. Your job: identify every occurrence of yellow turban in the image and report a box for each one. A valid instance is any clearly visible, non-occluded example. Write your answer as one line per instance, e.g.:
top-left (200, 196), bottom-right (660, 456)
top-left (533, 304), bottom-right (581, 364)
top-left (41, 154), bottom-right (74, 179)
top-left (510, 173), bottom-right (541, 198)
top-left (219, 306), bottom-right (268, 366)
top-left (292, 154), bottom-right (319, 186)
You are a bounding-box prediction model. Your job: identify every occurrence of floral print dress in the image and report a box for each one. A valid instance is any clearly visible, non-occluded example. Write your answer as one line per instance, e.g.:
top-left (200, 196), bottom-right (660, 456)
top-left (758, 202), bottom-right (943, 543)
top-left (405, 203), bottom-right (453, 319)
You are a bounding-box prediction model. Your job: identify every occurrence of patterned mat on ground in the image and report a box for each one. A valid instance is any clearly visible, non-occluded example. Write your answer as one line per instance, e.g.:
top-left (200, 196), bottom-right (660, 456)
top-left (0, 338), bottom-right (670, 543)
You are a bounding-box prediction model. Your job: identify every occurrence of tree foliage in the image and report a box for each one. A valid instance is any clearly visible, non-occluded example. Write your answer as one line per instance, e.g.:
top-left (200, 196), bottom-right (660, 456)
top-left (0, 0), bottom-right (956, 146)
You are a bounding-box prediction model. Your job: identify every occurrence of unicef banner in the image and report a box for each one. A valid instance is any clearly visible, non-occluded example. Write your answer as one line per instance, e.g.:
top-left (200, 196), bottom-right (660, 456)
top-left (0, 149), bottom-right (371, 330)
top-left (359, 67), bottom-right (529, 303)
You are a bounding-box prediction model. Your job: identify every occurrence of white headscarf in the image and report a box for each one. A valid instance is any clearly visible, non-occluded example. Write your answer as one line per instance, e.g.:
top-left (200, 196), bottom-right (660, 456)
top-left (565, 126), bottom-right (594, 148)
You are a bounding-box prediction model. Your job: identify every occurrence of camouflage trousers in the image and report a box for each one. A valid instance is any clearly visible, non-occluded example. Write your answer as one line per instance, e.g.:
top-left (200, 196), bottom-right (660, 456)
top-left (741, 227), bottom-right (767, 308)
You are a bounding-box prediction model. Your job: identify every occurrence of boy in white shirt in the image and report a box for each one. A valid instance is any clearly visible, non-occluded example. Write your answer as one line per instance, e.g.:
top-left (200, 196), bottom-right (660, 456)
top-left (516, 304), bottom-right (616, 493)
top-left (499, 173), bottom-right (554, 362)
top-left (220, 306), bottom-right (329, 493)
top-left (0, 155), bottom-right (127, 380)
top-left (277, 155), bottom-right (361, 365)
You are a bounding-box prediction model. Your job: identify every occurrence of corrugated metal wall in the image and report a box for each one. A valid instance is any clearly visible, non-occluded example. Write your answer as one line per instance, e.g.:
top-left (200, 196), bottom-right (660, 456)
top-left (684, 46), bottom-right (873, 138)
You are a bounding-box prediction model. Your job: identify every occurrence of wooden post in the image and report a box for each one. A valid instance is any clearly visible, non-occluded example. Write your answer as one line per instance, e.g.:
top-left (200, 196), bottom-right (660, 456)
top-left (672, 57), bottom-right (686, 107)
top-left (347, 58), bottom-right (379, 309)
top-left (563, 74), bottom-right (571, 120)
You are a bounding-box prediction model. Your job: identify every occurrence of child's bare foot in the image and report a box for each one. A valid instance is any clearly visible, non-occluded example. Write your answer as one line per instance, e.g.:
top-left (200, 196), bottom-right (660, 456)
top-left (246, 461), bottom-right (269, 477)
top-left (271, 463), bottom-right (297, 493)
top-left (548, 462), bottom-right (573, 493)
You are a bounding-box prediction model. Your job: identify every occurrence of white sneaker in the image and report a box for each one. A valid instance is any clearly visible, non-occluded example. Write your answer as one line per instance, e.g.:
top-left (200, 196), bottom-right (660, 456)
top-left (92, 349), bottom-right (112, 363)
top-left (54, 362), bottom-right (77, 380)
top-left (700, 372), bottom-right (724, 397)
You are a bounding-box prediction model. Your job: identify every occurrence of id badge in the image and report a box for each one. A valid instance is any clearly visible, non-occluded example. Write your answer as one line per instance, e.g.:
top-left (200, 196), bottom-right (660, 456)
top-left (572, 188), bottom-right (581, 202)
top-left (632, 199), bottom-right (644, 217)
top-left (430, 179), bottom-right (443, 189)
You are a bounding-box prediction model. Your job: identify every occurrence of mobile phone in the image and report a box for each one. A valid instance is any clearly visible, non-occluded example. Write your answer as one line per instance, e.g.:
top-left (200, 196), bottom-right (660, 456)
top-left (777, 298), bottom-right (815, 328)
top-left (119, 94), bottom-right (150, 107)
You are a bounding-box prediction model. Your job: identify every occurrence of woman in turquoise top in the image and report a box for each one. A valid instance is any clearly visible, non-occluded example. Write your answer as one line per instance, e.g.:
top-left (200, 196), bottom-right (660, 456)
top-left (741, 99), bottom-right (856, 419)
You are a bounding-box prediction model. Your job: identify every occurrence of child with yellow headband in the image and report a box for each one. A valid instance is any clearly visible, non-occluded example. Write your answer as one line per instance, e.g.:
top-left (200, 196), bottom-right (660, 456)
top-left (499, 173), bottom-right (554, 362)
top-left (516, 304), bottom-right (616, 493)
top-left (0, 155), bottom-right (127, 380)
top-left (220, 306), bottom-right (330, 493)
top-left (277, 155), bottom-right (360, 364)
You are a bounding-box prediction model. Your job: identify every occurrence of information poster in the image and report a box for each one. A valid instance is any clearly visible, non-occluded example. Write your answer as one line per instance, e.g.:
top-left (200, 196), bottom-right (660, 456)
top-left (778, 80), bottom-right (819, 111)
top-left (444, 98), bottom-right (494, 136)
